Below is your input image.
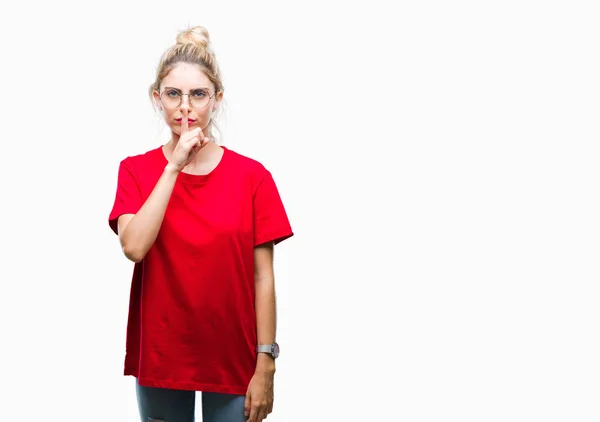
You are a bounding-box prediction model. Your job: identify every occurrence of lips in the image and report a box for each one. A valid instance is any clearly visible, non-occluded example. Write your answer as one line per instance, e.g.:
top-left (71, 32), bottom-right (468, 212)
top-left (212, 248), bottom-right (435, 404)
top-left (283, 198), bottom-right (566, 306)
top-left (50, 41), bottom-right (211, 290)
top-left (176, 118), bottom-right (196, 124)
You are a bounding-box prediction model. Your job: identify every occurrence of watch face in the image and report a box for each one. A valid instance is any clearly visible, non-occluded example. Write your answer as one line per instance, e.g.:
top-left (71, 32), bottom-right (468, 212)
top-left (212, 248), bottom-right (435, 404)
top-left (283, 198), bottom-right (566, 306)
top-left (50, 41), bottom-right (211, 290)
top-left (272, 342), bottom-right (280, 358)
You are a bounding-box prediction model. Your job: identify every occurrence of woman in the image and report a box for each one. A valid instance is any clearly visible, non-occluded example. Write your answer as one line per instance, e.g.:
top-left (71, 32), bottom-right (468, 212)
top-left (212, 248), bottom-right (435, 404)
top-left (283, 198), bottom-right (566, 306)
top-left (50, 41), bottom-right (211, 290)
top-left (108, 26), bottom-right (293, 422)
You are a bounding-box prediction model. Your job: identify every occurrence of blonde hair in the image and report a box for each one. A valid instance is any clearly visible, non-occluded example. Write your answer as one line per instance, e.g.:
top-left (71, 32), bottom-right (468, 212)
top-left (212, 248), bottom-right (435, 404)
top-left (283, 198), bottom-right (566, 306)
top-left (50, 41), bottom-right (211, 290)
top-left (149, 26), bottom-right (225, 141)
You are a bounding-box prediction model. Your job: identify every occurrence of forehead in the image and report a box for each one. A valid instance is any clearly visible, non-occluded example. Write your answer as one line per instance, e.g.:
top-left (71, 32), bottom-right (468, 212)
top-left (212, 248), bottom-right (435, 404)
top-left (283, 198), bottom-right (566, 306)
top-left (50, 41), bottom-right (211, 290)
top-left (161, 62), bottom-right (211, 89)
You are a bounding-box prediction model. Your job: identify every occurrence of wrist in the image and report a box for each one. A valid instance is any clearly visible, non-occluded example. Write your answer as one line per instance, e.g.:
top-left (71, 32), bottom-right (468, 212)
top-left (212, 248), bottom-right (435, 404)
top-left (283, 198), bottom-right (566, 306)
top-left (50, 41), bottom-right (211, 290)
top-left (255, 353), bottom-right (276, 374)
top-left (164, 162), bottom-right (181, 175)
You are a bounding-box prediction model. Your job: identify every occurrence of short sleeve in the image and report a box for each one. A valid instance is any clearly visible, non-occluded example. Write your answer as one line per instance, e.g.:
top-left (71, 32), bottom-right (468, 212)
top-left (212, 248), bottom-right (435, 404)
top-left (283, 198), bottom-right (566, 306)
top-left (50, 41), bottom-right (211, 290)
top-left (108, 158), bottom-right (143, 235)
top-left (253, 170), bottom-right (294, 246)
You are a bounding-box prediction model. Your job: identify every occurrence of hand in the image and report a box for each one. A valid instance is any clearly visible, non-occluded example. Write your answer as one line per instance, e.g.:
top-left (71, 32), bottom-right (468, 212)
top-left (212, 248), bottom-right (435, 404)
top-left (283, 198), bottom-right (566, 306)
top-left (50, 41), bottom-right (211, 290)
top-left (169, 109), bottom-right (209, 172)
top-left (244, 370), bottom-right (274, 422)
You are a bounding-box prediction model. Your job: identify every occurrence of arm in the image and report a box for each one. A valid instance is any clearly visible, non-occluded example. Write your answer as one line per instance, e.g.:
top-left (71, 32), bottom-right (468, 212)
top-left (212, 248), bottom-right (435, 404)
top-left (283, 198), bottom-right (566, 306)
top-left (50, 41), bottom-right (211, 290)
top-left (254, 241), bottom-right (277, 374)
top-left (116, 109), bottom-right (206, 262)
top-left (118, 163), bottom-right (180, 263)
top-left (245, 241), bottom-right (277, 421)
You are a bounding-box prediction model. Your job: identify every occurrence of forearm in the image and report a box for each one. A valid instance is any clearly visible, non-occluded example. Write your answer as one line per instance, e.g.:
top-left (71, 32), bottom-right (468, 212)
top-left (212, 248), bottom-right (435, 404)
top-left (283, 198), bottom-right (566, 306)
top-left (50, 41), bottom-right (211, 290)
top-left (255, 276), bottom-right (276, 373)
top-left (121, 163), bottom-right (179, 262)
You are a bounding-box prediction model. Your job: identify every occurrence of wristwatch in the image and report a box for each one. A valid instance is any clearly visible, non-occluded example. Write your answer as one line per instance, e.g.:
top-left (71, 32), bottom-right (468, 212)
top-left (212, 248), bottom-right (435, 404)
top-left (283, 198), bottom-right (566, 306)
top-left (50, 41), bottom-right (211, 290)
top-left (256, 342), bottom-right (280, 359)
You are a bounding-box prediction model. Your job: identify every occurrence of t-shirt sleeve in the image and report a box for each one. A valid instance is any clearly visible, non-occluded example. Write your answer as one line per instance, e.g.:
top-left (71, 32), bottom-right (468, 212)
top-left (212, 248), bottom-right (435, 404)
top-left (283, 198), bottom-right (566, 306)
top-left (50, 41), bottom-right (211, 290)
top-left (253, 169), bottom-right (294, 246)
top-left (108, 158), bottom-right (143, 235)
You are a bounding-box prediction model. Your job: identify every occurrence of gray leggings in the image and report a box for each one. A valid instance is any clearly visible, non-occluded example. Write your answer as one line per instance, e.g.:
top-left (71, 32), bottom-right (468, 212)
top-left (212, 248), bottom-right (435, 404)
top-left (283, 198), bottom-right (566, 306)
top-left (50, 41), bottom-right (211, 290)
top-left (136, 379), bottom-right (246, 422)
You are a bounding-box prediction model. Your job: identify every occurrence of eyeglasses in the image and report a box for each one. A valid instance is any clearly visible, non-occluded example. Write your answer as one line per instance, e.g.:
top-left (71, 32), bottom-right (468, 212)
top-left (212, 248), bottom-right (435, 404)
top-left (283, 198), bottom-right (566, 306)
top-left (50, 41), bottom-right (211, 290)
top-left (159, 87), bottom-right (219, 109)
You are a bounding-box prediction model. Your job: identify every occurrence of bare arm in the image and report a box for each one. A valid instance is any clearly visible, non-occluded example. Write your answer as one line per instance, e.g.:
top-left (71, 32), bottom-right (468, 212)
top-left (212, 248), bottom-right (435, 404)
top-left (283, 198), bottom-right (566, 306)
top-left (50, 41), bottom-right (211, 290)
top-left (254, 241), bottom-right (277, 374)
top-left (117, 111), bottom-right (208, 263)
top-left (245, 241), bottom-right (277, 421)
top-left (118, 163), bottom-right (180, 263)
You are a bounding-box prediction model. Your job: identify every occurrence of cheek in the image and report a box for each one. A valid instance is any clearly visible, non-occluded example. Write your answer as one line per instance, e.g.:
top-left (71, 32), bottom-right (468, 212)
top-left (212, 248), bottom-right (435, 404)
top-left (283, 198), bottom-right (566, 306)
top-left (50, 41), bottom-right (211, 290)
top-left (199, 109), bottom-right (210, 120)
top-left (163, 109), bottom-right (176, 122)
top-left (198, 104), bottom-right (213, 122)
top-left (163, 110), bottom-right (179, 132)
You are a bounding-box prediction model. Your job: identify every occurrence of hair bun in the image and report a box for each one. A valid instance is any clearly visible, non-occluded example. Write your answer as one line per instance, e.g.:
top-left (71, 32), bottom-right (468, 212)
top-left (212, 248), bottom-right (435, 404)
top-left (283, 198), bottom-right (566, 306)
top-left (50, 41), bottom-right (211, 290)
top-left (176, 26), bottom-right (210, 49)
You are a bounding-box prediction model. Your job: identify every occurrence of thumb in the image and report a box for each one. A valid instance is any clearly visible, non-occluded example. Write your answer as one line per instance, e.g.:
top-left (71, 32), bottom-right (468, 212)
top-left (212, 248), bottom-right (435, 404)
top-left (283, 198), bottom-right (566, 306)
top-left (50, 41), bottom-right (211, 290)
top-left (244, 392), bottom-right (251, 416)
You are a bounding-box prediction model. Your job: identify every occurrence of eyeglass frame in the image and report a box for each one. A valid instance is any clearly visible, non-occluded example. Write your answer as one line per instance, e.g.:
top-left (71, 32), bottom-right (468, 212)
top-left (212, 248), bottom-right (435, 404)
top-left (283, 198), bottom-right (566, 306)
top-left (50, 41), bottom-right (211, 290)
top-left (157, 87), bottom-right (220, 109)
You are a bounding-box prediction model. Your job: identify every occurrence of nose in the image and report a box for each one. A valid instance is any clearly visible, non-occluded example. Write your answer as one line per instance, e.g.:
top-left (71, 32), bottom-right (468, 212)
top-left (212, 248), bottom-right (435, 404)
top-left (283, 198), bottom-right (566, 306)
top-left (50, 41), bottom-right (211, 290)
top-left (179, 94), bottom-right (192, 110)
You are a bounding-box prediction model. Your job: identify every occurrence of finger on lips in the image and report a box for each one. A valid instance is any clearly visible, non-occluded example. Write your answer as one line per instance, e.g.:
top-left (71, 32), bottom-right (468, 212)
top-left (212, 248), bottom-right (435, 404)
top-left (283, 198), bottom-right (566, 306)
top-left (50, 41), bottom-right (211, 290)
top-left (181, 109), bottom-right (189, 133)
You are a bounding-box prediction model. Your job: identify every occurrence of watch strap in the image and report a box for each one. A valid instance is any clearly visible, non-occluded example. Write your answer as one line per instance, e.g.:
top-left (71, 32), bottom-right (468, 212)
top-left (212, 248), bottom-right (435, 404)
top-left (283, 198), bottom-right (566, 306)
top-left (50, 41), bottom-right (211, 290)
top-left (256, 344), bottom-right (273, 353)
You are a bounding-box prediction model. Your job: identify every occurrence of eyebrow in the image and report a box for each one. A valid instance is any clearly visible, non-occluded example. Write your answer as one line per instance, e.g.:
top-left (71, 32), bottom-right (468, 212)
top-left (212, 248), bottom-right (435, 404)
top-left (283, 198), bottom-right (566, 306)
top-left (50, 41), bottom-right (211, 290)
top-left (163, 86), bottom-right (210, 91)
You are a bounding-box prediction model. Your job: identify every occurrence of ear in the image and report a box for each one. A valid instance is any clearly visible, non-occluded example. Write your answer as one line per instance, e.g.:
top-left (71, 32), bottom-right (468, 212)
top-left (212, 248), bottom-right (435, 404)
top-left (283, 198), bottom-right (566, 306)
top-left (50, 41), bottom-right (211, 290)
top-left (152, 90), bottom-right (162, 111)
top-left (213, 90), bottom-right (224, 111)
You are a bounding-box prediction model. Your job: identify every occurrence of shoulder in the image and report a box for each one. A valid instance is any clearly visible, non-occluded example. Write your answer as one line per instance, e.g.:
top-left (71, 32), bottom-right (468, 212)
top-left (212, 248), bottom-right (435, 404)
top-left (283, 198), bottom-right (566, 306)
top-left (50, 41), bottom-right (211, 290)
top-left (223, 146), bottom-right (271, 182)
top-left (119, 145), bottom-right (164, 170)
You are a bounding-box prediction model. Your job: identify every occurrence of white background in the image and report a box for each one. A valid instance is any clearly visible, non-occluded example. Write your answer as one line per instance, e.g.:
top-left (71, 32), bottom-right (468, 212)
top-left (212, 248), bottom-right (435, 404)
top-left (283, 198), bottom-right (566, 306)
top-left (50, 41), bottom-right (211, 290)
top-left (0, 1), bottom-right (598, 421)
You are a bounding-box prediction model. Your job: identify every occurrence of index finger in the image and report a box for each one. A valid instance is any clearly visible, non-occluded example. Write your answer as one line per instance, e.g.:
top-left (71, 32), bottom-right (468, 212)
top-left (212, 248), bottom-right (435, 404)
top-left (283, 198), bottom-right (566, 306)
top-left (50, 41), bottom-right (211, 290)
top-left (248, 406), bottom-right (257, 422)
top-left (181, 108), bottom-right (189, 134)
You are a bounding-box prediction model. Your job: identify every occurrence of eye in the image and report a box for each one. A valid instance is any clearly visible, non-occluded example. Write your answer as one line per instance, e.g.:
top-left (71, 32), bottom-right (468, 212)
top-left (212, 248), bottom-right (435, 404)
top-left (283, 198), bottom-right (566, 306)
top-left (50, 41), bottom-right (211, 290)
top-left (166, 90), bottom-right (181, 97)
top-left (192, 89), bottom-right (208, 98)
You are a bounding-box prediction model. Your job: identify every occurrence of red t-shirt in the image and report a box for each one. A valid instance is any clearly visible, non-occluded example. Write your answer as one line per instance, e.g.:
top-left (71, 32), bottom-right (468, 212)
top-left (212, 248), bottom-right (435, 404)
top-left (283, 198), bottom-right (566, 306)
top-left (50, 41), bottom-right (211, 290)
top-left (108, 145), bottom-right (293, 394)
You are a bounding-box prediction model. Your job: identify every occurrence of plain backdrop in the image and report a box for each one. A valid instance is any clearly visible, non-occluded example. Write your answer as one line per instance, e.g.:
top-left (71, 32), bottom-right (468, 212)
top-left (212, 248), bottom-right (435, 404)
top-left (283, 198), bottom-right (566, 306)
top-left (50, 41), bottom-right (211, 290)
top-left (0, 1), bottom-right (599, 421)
